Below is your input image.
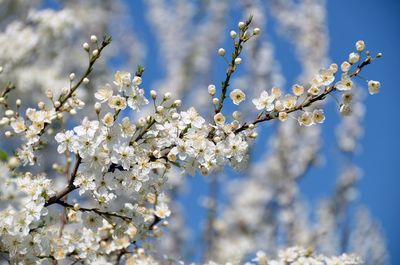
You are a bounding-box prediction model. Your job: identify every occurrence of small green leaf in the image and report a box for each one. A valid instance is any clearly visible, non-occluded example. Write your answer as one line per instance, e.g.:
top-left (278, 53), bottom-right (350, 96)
top-left (0, 149), bottom-right (8, 161)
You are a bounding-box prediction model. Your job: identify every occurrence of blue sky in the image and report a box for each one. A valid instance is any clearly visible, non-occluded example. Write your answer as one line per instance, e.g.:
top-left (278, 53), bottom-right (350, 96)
top-left (123, 0), bottom-right (400, 263)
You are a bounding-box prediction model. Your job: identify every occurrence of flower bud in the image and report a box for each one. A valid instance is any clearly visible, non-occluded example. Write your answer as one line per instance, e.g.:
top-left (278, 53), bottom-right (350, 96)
top-left (94, 102), bottom-right (102, 113)
top-left (8, 157), bottom-right (20, 169)
top-left (212, 98), bottom-right (219, 105)
top-left (208, 84), bottom-right (216, 96)
top-left (156, 105), bottom-right (164, 112)
top-left (253, 27), bottom-right (261, 35)
top-left (69, 73), bottom-right (75, 81)
top-left (218, 48), bottom-right (226, 56)
top-left (173, 99), bottom-right (182, 107)
top-left (4, 131), bottom-right (12, 137)
top-left (83, 42), bottom-right (90, 51)
top-left (238, 21), bottom-right (245, 29)
top-left (90, 35), bottom-right (98, 43)
top-left (230, 30), bottom-right (237, 38)
top-left (92, 49), bottom-right (99, 57)
top-left (70, 109), bottom-right (77, 115)
top-left (0, 66), bottom-right (3, 73)
top-left (16, 99), bottom-right (21, 107)
top-left (54, 101), bottom-right (61, 108)
top-left (348, 52), bottom-right (360, 64)
top-left (83, 78), bottom-right (90, 84)
top-left (234, 58), bottom-right (242, 65)
top-left (355, 40), bottom-right (365, 52)
top-left (163, 92), bottom-right (171, 100)
top-left (5, 110), bottom-right (14, 117)
top-left (150, 90), bottom-right (157, 99)
top-left (73, 203), bottom-right (80, 211)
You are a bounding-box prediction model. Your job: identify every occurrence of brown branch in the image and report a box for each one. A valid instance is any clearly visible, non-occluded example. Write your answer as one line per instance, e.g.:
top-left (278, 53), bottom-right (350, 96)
top-left (234, 55), bottom-right (373, 134)
top-left (45, 155), bottom-right (82, 207)
top-left (215, 15), bottom-right (254, 114)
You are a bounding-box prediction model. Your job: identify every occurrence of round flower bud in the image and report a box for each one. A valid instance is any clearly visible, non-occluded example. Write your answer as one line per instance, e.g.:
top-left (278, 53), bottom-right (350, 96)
top-left (173, 99), bottom-right (182, 107)
top-left (0, 66), bottom-right (3, 73)
top-left (90, 35), bottom-right (98, 43)
top-left (8, 157), bottom-right (20, 169)
top-left (57, 113), bottom-right (63, 119)
top-left (376, 52), bottom-right (383, 58)
top-left (212, 98), bottom-right (219, 105)
top-left (238, 21), bottom-right (245, 29)
top-left (348, 52), bottom-right (360, 64)
top-left (69, 73), bottom-right (76, 81)
top-left (70, 109), bottom-right (77, 115)
top-left (355, 40), bottom-right (365, 51)
top-left (94, 102), bottom-right (101, 113)
top-left (0, 117), bottom-right (8, 126)
top-left (230, 30), bottom-right (237, 38)
top-left (138, 117), bottom-right (146, 127)
top-left (83, 42), bottom-right (90, 51)
top-left (0, 97), bottom-right (4, 103)
top-left (16, 99), bottom-right (21, 107)
top-left (213, 136), bottom-right (221, 142)
top-left (171, 112), bottom-right (180, 120)
top-left (73, 203), bottom-right (80, 211)
top-left (208, 84), bottom-right (216, 96)
top-left (5, 110), bottom-right (14, 117)
top-left (4, 131), bottom-right (12, 137)
top-left (234, 58), bottom-right (242, 65)
top-left (150, 90), bottom-right (157, 99)
top-left (83, 77), bottom-right (90, 84)
top-left (368, 80), bottom-right (380, 95)
top-left (156, 105), bottom-right (164, 112)
top-left (248, 124), bottom-right (255, 129)
top-left (164, 92), bottom-right (171, 100)
top-left (92, 49), bottom-right (99, 57)
top-left (218, 48), bottom-right (226, 56)
top-left (249, 132), bottom-right (258, 139)
top-left (54, 101), bottom-right (61, 108)
top-left (253, 27), bottom-right (261, 35)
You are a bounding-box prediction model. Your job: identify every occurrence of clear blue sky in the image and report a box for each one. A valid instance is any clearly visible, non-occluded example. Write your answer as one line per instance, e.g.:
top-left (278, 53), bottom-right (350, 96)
top-left (122, 0), bottom-right (399, 263)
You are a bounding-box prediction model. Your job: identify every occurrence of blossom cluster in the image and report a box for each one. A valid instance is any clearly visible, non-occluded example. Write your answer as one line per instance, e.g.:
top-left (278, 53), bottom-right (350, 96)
top-left (0, 14), bottom-right (383, 264)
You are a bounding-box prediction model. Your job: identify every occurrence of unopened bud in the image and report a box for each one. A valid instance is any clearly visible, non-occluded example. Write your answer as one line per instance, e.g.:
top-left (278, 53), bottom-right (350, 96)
top-left (90, 35), bottom-right (98, 43)
top-left (83, 42), bottom-right (90, 51)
